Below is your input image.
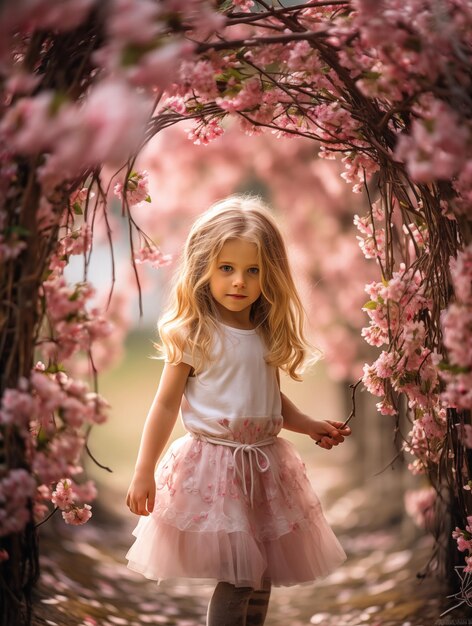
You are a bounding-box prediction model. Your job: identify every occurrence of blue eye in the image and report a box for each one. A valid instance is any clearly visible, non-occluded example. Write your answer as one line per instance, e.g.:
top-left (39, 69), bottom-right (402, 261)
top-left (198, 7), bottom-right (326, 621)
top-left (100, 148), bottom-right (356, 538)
top-left (248, 267), bottom-right (259, 275)
top-left (220, 265), bottom-right (232, 272)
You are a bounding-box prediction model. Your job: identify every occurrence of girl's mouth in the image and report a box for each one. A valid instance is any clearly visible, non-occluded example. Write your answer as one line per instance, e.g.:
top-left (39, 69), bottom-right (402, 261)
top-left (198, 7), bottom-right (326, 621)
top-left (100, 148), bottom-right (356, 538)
top-left (227, 294), bottom-right (247, 299)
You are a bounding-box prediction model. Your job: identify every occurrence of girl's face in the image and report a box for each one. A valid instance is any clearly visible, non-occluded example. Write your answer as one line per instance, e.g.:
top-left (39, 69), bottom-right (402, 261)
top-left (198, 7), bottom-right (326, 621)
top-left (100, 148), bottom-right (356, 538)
top-left (209, 238), bottom-right (261, 326)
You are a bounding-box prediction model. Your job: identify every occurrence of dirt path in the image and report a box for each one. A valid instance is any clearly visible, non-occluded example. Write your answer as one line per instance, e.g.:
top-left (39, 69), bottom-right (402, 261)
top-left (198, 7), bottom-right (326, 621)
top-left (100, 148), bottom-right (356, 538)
top-left (31, 484), bottom-right (470, 626)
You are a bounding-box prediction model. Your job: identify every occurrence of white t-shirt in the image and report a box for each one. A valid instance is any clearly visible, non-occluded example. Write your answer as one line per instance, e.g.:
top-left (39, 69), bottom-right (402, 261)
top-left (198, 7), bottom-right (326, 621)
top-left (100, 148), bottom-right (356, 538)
top-left (177, 322), bottom-right (283, 440)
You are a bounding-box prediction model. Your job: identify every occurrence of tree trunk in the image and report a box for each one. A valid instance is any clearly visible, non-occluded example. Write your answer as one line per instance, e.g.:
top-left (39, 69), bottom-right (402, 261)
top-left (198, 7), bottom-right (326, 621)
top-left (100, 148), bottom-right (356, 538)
top-left (1, 163), bottom-right (43, 626)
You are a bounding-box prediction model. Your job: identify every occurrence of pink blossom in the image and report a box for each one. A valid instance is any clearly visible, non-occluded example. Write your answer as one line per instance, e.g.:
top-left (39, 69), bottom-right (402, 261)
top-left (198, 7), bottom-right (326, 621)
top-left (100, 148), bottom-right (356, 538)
top-left (75, 79), bottom-right (151, 167)
top-left (114, 170), bottom-right (150, 206)
top-left (374, 351), bottom-right (396, 378)
top-left (464, 555), bottom-right (472, 573)
top-left (362, 363), bottom-right (384, 396)
top-left (61, 396), bottom-right (88, 428)
top-left (0, 236), bottom-right (27, 261)
top-left (457, 536), bottom-right (472, 553)
top-left (0, 469), bottom-right (36, 536)
top-left (5, 71), bottom-right (41, 97)
top-left (134, 245), bottom-right (172, 269)
top-left (419, 410), bottom-right (447, 440)
top-left (72, 480), bottom-right (97, 502)
top-left (108, 0), bottom-right (160, 45)
top-left (402, 321), bottom-right (426, 355)
top-left (0, 549), bottom-right (9, 562)
top-left (164, 95), bottom-right (188, 115)
top-left (59, 224), bottom-right (93, 257)
top-left (179, 60), bottom-right (219, 99)
top-left (217, 77), bottom-right (262, 113)
top-left (402, 222), bottom-right (428, 249)
top-left (0, 91), bottom-right (58, 154)
top-left (128, 40), bottom-right (195, 89)
top-left (452, 160), bottom-right (472, 215)
top-left (404, 487), bottom-right (436, 530)
top-left (51, 479), bottom-right (75, 510)
top-left (395, 99), bottom-right (469, 183)
top-left (84, 392), bottom-right (110, 425)
top-left (62, 504), bottom-right (92, 525)
top-left (190, 7), bottom-right (226, 40)
top-left (9, 80), bottom-right (151, 189)
top-left (450, 244), bottom-right (472, 304)
top-left (376, 398), bottom-right (397, 416)
top-left (231, 0), bottom-right (254, 11)
top-left (187, 119), bottom-right (225, 146)
top-left (9, 0), bottom-right (96, 32)
top-left (31, 371), bottom-right (64, 412)
top-left (0, 387), bottom-right (37, 428)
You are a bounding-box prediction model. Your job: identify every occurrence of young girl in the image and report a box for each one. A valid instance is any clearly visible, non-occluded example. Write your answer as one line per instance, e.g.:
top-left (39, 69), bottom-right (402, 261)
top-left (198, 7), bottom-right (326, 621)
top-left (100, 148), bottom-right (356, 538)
top-left (125, 195), bottom-right (351, 626)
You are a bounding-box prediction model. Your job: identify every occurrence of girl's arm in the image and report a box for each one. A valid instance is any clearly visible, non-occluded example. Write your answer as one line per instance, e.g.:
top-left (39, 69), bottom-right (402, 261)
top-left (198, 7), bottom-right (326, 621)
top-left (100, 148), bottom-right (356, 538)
top-left (276, 370), bottom-right (351, 450)
top-left (126, 361), bottom-right (191, 516)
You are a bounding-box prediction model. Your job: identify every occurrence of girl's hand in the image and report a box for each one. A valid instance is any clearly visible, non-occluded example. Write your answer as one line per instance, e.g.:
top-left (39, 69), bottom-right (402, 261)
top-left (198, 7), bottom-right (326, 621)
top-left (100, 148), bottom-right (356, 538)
top-left (309, 419), bottom-right (352, 450)
top-left (126, 472), bottom-right (156, 516)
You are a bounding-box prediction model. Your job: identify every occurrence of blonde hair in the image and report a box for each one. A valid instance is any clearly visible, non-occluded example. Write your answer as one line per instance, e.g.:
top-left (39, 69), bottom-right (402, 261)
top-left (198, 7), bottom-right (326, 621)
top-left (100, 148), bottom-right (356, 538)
top-left (158, 194), bottom-right (316, 380)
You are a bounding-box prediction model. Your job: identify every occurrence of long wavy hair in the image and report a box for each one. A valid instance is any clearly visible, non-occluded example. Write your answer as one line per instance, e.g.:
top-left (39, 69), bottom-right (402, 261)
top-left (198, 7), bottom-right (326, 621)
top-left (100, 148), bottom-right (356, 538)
top-left (158, 195), bottom-right (318, 380)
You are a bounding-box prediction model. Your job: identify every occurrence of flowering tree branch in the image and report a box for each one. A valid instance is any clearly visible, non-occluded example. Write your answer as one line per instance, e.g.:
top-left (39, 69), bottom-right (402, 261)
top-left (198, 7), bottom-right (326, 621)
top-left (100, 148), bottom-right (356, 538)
top-left (1, 0), bottom-right (472, 623)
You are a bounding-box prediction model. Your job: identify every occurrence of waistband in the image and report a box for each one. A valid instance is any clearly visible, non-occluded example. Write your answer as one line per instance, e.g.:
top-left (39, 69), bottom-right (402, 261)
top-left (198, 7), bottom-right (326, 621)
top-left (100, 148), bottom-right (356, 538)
top-left (190, 433), bottom-right (277, 507)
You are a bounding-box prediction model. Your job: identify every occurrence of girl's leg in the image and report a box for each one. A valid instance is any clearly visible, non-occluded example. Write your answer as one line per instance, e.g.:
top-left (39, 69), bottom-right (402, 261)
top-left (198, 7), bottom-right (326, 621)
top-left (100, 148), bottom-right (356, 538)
top-left (246, 578), bottom-right (272, 626)
top-left (206, 582), bottom-right (253, 626)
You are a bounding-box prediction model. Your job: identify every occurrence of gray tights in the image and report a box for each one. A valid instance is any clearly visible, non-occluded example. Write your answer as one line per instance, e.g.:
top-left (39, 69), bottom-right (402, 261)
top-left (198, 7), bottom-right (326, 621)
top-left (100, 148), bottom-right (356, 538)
top-left (206, 580), bottom-right (272, 626)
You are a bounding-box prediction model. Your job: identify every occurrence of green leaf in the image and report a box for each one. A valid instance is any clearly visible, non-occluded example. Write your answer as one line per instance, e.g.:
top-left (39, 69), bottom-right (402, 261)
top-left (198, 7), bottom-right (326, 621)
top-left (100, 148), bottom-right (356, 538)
top-left (423, 118), bottom-right (435, 133)
top-left (437, 362), bottom-right (470, 374)
top-left (72, 202), bottom-right (83, 215)
top-left (37, 429), bottom-right (49, 448)
top-left (145, 195), bottom-right (152, 203)
top-left (362, 300), bottom-right (378, 310)
top-left (44, 363), bottom-right (66, 374)
top-left (69, 290), bottom-right (80, 302)
top-left (121, 43), bottom-right (155, 68)
top-left (42, 268), bottom-right (54, 281)
top-left (8, 225), bottom-right (30, 237)
top-left (362, 70), bottom-right (382, 80)
top-left (49, 91), bottom-right (68, 116)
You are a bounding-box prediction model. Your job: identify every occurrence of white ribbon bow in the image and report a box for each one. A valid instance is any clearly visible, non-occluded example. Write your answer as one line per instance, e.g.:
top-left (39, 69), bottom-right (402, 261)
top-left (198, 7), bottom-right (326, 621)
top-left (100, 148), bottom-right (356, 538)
top-left (193, 434), bottom-right (276, 507)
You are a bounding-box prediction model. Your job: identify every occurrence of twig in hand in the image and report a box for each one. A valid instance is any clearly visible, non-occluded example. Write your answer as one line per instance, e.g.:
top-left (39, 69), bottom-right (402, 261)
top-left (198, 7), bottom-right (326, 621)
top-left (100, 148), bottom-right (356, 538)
top-left (316, 378), bottom-right (362, 446)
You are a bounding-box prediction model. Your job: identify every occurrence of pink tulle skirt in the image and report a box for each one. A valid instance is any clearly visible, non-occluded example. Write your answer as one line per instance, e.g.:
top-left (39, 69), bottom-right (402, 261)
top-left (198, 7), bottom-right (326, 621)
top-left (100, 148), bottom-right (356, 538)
top-left (125, 432), bottom-right (347, 589)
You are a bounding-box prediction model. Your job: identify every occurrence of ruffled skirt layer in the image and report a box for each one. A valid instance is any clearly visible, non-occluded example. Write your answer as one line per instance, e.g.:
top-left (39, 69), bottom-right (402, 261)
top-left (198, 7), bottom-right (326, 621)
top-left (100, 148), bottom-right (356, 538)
top-left (126, 433), bottom-right (346, 589)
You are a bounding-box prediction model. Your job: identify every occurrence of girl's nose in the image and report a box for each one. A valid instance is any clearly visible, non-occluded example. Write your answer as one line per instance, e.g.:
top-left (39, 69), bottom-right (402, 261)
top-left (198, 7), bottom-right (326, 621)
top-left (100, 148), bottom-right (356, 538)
top-left (232, 274), bottom-right (245, 287)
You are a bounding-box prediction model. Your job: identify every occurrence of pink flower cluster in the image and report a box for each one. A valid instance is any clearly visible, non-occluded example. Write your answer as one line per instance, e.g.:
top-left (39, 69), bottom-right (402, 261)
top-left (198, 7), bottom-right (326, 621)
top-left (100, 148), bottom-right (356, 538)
top-left (134, 244), bottom-right (172, 269)
top-left (452, 517), bottom-right (472, 573)
top-left (439, 244), bottom-right (472, 410)
top-left (41, 277), bottom-right (112, 362)
top-left (395, 98), bottom-right (469, 184)
top-left (361, 264), bottom-right (429, 349)
top-left (113, 170), bottom-right (151, 206)
top-left (0, 80), bottom-right (150, 190)
top-left (354, 212), bottom-right (385, 261)
top-left (0, 233), bottom-right (26, 261)
top-left (308, 103), bottom-right (379, 192)
top-left (361, 263), bottom-right (446, 473)
top-left (404, 487), bottom-right (436, 531)
top-left (0, 469), bottom-right (36, 537)
top-left (50, 478), bottom-right (94, 525)
top-left (179, 60), bottom-right (219, 100)
top-left (0, 362), bottom-right (108, 535)
top-left (187, 119), bottom-right (225, 146)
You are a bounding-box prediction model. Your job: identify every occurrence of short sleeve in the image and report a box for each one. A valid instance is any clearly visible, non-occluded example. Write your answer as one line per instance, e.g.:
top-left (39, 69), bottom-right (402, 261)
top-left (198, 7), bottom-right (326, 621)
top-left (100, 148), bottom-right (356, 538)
top-left (180, 348), bottom-right (194, 367)
top-left (163, 344), bottom-right (194, 367)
